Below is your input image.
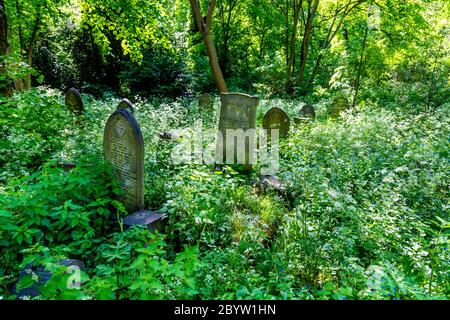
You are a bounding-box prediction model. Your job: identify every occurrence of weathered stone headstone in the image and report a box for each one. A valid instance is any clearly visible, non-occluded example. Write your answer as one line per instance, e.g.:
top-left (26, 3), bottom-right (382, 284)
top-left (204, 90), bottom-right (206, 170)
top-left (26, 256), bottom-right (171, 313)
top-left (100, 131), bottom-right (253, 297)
top-left (198, 93), bottom-right (214, 110)
top-left (217, 92), bottom-right (259, 170)
top-left (118, 98), bottom-right (135, 114)
top-left (299, 104), bottom-right (316, 119)
top-left (104, 103), bottom-right (144, 213)
top-left (294, 104), bottom-right (316, 124)
top-left (330, 97), bottom-right (350, 118)
top-left (65, 88), bottom-right (84, 115)
top-left (262, 107), bottom-right (290, 139)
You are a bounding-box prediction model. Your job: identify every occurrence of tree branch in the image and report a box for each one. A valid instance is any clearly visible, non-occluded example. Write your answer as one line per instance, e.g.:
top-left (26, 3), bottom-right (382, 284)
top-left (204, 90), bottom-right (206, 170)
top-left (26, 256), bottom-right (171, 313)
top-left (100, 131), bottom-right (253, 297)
top-left (190, 0), bottom-right (204, 33)
top-left (206, 0), bottom-right (216, 31)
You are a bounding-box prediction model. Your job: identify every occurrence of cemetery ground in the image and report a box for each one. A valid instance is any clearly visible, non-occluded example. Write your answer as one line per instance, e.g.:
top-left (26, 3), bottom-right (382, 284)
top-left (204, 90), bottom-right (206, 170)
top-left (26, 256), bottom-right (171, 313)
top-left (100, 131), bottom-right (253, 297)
top-left (0, 87), bottom-right (449, 300)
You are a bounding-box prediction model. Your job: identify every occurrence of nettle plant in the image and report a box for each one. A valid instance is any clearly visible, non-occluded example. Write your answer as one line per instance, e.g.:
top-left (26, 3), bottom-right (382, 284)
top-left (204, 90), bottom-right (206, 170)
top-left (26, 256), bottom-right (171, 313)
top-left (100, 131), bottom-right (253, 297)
top-left (0, 158), bottom-right (202, 300)
top-left (275, 106), bottom-right (449, 299)
top-left (84, 226), bottom-right (201, 300)
top-left (0, 88), bottom-right (75, 183)
top-left (0, 158), bottom-right (124, 287)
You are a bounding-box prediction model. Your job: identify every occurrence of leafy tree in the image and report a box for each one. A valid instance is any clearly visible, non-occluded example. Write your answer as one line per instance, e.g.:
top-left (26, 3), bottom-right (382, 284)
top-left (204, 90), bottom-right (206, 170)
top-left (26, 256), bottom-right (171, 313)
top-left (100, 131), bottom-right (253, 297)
top-left (190, 0), bottom-right (228, 92)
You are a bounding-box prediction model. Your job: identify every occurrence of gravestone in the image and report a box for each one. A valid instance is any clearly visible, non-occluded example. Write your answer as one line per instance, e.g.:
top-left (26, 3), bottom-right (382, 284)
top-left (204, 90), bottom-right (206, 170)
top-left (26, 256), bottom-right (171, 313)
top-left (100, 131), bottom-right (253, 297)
top-left (65, 88), bottom-right (84, 115)
top-left (103, 102), bottom-right (144, 213)
top-left (198, 93), bottom-right (214, 110)
top-left (217, 92), bottom-right (259, 170)
top-left (262, 107), bottom-right (290, 139)
top-left (294, 104), bottom-right (316, 124)
top-left (118, 98), bottom-right (135, 114)
top-left (330, 97), bottom-right (350, 118)
top-left (299, 104), bottom-right (316, 119)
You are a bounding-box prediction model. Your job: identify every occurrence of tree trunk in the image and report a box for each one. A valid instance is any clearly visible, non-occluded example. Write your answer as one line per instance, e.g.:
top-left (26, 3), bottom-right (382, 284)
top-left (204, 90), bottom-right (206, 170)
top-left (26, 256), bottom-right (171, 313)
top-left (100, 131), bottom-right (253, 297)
top-left (190, 0), bottom-right (227, 93)
top-left (204, 29), bottom-right (227, 92)
top-left (285, 1), bottom-right (302, 93)
top-left (306, 52), bottom-right (323, 90)
top-left (0, 0), bottom-right (13, 97)
top-left (305, 0), bottom-right (364, 91)
top-left (296, 0), bottom-right (319, 89)
top-left (24, 50), bottom-right (32, 90)
top-left (352, 26), bottom-right (368, 108)
top-left (22, 4), bottom-right (41, 90)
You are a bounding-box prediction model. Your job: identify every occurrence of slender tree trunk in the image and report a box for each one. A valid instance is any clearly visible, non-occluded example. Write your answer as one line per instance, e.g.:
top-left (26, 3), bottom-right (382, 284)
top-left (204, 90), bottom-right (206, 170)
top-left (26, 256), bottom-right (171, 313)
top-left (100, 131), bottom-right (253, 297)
top-left (285, 0), bottom-right (302, 93)
top-left (0, 0), bottom-right (12, 96)
top-left (16, 0), bottom-right (23, 56)
top-left (284, 0), bottom-right (289, 66)
top-left (24, 50), bottom-right (33, 90)
top-left (296, 0), bottom-right (319, 89)
top-left (219, 0), bottom-right (237, 79)
top-left (306, 13), bottom-right (338, 90)
top-left (307, 53), bottom-right (323, 89)
top-left (13, 0), bottom-right (24, 91)
top-left (190, 0), bottom-right (227, 93)
top-left (305, 0), bottom-right (364, 92)
top-left (427, 33), bottom-right (445, 111)
top-left (23, 9), bottom-right (41, 90)
top-left (352, 26), bottom-right (368, 108)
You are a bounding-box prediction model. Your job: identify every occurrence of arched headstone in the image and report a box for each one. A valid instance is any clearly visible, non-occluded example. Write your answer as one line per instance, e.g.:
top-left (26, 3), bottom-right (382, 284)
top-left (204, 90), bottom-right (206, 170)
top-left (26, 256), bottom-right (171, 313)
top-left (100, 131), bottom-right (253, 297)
top-left (103, 103), bottom-right (144, 213)
top-left (65, 88), bottom-right (83, 115)
top-left (330, 97), bottom-right (350, 118)
top-left (217, 92), bottom-right (259, 170)
top-left (118, 98), bottom-right (135, 114)
top-left (262, 107), bottom-right (290, 139)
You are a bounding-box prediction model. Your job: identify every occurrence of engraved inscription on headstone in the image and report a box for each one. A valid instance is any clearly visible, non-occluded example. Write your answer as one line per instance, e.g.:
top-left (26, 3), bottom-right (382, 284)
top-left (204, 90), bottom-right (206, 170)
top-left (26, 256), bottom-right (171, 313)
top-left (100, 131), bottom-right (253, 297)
top-left (103, 105), bottom-right (144, 213)
top-left (65, 88), bottom-right (83, 115)
top-left (217, 92), bottom-right (259, 169)
top-left (262, 107), bottom-right (290, 139)
top-left (330, 97), bottom-right (350, 118)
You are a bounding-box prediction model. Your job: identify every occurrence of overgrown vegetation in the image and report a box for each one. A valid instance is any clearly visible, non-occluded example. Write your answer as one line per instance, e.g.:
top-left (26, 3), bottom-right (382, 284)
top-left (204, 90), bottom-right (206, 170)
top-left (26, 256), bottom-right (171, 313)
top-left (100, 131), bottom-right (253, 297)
top-left (0, 0), bottom-right (449, 301)
top-left (0, 89), bottom-right (448, 300)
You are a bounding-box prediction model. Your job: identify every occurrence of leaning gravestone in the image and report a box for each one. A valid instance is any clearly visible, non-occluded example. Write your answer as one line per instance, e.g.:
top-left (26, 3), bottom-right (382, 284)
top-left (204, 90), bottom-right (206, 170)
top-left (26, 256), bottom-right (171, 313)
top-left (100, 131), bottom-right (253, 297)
top-left (330, 97), bottom-right (350, 118)
top-left (104, 101), bottom-right (145, 213)
top-left (198, 93), bottom-right (214, 110)
top-left (65, 88), bottom-right (84, 115)
top-left (262, 107), bottom-right (290, 139)
top-left (217, 92), bottom-right (259, 171)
